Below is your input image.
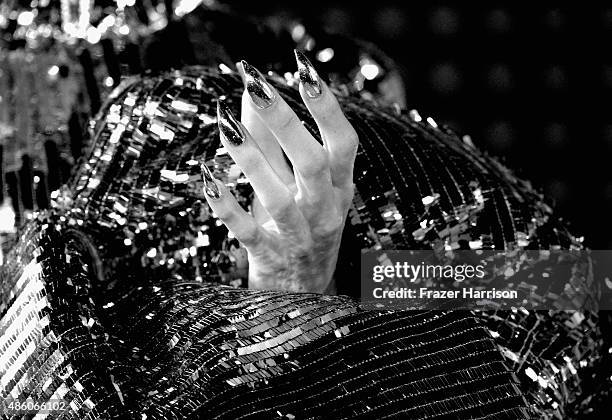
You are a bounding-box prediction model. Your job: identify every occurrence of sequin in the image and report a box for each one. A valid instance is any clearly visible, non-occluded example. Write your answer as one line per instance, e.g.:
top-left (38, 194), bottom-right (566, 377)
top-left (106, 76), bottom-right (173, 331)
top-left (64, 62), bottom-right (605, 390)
top-left (0, 68), bottom-right (604, 420)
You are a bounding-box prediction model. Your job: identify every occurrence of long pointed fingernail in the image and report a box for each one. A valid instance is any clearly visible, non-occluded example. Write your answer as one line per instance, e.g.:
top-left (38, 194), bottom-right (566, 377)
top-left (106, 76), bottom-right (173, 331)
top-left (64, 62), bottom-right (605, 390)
top-left (241, 60), bottom-right (276, 109)
top-left (217, 99), bottom-right (245, 146)
top-left (201, 163), bottom-right (221, 199)
top-left (294, 50), bottom-right (322, 98)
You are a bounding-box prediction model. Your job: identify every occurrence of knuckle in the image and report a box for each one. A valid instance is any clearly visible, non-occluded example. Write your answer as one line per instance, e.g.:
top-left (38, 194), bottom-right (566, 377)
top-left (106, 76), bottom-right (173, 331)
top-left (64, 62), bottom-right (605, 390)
top-left (344, 185), bottom-right (355, 201)
top-left (337, 184), bottom-right (355, 207)
top-left (343, 127), bottom-right (359, 151)
top-left (300, 150), bottom-right (329, 176)
top-left (292, 239), bottom-right (314, 258)
top-left (315, 215), bottom-right (344, 237)
top-left (273, 104), bottom-right (299, 132)
top-left (331, 127), bottom-right (358, 165)
top-left (238, 222), bottom-right (260, 245)
top-left (268, 193), bottom-right (295, 220)
top-left (347, 126), bottom-right (359, 144)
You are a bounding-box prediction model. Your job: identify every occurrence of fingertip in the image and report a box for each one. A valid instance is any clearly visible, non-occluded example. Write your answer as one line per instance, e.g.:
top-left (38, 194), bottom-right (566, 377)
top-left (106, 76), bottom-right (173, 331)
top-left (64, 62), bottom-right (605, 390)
top-left (213, 178), bottom-right (228, 194)
top-left (298, 81), bottom-right (330, 105)
top-left (294, 50), bottom-right (324, 101)
top-left (202, 178), bottom-right (233, 215)
top-left (217, 98), bottom-right (248, 147)
top-left (200, 163), bottom-right (221, 200)
top-left (203, 180), bottom-right (261, 248)
top-left (240, 60), bottom-right (277, 109)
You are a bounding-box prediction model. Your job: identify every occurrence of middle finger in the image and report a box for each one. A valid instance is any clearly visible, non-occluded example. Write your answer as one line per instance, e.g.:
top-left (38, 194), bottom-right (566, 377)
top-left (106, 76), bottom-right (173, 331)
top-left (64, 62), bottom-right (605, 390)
top-left (216, 100), bottom-right (307, 239)
top-left (240, 60), bottom-right (334, 201)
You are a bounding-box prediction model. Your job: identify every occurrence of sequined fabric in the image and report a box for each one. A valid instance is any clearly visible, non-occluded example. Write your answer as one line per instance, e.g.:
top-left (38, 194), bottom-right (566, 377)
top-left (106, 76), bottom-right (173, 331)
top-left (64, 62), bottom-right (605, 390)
top-left (1, 214), bottom-right (528, 419)
top-left (0, 67), bottom-right (605, 419)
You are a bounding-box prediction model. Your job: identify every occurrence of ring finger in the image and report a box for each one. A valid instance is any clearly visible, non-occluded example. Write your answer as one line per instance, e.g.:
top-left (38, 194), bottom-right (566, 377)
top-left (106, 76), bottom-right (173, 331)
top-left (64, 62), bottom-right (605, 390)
top-left (216, 100), bottom-right (308, 240)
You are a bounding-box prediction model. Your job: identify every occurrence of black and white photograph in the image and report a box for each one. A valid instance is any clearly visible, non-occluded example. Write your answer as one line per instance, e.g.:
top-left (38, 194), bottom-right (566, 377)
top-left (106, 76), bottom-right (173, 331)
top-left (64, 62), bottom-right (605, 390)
top-left (1, 1), bottom-right (612, 419)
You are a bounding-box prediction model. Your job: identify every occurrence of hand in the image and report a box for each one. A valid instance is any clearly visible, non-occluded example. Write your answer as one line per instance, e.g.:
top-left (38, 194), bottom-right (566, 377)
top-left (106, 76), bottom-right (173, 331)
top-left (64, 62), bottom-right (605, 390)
top-left (200, 51), bottom-right (358, 293)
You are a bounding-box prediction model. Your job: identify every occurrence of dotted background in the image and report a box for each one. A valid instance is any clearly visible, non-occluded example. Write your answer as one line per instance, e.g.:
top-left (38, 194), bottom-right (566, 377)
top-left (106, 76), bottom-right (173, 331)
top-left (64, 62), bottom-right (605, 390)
top-left (238, 2), bottom-right (612, 250)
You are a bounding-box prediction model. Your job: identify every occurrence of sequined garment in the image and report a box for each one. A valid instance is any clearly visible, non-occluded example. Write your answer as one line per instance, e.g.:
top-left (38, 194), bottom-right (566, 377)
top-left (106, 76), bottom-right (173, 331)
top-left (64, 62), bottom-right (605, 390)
top-left (0, 67), bottom-right (604, 419)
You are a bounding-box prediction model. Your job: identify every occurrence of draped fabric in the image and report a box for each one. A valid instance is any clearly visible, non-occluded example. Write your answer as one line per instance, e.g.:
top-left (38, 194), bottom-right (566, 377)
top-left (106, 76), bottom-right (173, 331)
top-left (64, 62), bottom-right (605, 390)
top-left (0, 68), bottom-right (603, 419)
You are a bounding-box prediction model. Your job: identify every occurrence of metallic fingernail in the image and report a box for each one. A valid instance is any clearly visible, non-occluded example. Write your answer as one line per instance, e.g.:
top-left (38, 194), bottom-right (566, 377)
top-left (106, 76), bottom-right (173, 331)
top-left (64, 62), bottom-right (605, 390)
top-left (217, 100), bottom-right (245, 146)
top-left (294, 50), bottom-right (322, 98)
top-left (201, 163), bottom-right (221, 200)
top-left (241, 60), bottom-right (276, 109)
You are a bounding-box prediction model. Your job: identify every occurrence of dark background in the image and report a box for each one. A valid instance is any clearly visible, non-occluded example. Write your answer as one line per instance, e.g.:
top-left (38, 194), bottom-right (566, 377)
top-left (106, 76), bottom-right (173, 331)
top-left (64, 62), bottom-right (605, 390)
top-left (2, 1), bottom-right (611, 248)
top-left (235, 2), bottom-right (612, 250)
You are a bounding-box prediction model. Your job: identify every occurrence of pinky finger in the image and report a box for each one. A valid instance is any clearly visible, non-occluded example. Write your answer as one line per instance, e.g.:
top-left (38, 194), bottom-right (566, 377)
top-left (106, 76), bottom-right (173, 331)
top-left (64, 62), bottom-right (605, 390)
top-left (201, 163), bottom-right (262, 249)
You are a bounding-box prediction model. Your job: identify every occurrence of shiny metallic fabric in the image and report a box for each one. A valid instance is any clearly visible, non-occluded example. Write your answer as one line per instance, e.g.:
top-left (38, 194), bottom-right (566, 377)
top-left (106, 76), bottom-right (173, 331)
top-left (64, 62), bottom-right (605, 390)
top-left (0, 67), bottom-right (604, 419)
top-left (0, 216), bottom-right (529, 419)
